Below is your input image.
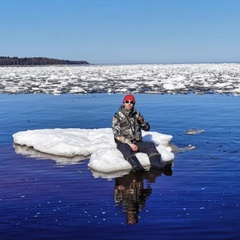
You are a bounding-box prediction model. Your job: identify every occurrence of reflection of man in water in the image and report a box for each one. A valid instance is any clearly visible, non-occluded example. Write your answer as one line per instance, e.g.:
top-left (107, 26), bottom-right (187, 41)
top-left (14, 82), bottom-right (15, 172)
top-left (114, 169), bottom-right (170, 224)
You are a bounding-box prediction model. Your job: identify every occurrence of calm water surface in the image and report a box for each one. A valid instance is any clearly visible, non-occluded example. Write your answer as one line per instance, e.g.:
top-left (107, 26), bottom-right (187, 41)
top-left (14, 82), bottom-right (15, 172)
top-left (0, 94), bottom-right (239, 240)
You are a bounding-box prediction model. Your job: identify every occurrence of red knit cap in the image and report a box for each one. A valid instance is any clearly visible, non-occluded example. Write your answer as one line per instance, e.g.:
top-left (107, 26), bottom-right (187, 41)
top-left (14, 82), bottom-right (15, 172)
top-left (123, 94), bottom-right (135, 103)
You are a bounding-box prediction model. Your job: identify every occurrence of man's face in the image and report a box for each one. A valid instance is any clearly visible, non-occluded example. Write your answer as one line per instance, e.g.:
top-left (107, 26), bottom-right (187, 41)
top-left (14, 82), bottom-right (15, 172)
top-left (124, 100), bottom-right (134, 110)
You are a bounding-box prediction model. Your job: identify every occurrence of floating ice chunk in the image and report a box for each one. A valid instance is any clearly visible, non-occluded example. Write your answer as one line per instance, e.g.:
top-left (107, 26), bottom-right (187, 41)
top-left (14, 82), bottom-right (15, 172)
top-left (163, 83), bottom-right (175, 90)
top-left (13, 128), bottom-right (174, 172)
top-left (184, 129), bottom-right (205, 135)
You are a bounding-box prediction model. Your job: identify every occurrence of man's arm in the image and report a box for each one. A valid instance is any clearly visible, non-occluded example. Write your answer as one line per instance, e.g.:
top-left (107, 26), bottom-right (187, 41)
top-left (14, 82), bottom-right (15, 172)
top-left (137, 114), bottom-right (150, 131)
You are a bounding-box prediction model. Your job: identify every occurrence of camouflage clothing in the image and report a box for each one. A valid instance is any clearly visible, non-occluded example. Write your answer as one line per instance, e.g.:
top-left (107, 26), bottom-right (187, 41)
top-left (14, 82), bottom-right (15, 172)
top-left (112, 95), bottom-right (170, 171)
top-left (112, 105), bottom-right (150, 145)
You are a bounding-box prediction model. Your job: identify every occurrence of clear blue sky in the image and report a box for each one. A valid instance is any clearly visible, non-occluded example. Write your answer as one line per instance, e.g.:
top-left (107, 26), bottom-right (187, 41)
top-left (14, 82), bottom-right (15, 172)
top-left (0, 0), bottom-right (239, 64)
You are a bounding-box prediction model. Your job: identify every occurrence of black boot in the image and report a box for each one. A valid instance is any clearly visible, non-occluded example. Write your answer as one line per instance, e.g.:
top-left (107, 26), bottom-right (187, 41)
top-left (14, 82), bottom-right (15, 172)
top-left (163, 162), bottom-right (172, 170)
top-left (149, 154), bottom-right (164, 170)
top-left (127, 155), bottom-right (145, 172)
top-left (162, 162), bottom-right (173, 176)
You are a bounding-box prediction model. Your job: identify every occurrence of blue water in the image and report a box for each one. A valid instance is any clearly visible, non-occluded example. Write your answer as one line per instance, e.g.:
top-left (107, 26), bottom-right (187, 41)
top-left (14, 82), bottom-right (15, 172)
top-left (0, 94), bottom-right (240, 240)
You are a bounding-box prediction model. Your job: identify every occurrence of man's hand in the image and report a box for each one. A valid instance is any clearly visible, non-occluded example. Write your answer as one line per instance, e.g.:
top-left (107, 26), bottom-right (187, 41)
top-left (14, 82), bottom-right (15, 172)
top-left (138, 116), bottom-right (144, 124)
top-left (129, 143), bottom-right (138, 152)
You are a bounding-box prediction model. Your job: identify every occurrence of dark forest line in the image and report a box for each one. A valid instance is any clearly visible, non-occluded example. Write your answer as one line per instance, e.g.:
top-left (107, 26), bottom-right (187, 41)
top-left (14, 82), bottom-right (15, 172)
top-left (0, 56), bottom-right (89, 66)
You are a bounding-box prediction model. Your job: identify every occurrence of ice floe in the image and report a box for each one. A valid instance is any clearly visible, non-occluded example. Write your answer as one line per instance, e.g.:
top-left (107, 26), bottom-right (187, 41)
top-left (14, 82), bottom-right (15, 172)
top-left (13, 128), bottom-right (174, 174)
top-left (1, 63), bottom-right (240, 95)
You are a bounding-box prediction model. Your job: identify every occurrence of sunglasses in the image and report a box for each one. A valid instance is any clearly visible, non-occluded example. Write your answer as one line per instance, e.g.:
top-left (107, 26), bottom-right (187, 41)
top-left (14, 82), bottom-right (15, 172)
top-left (125, 100), bottom-right (134, 104)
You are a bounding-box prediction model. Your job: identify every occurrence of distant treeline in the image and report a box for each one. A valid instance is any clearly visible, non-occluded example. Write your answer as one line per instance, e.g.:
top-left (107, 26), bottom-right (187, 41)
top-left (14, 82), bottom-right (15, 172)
top-left (0, 56), bottom-right (89, 66)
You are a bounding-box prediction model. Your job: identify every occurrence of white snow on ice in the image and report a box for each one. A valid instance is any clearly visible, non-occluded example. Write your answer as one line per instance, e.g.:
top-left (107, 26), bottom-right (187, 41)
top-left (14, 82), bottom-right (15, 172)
top-left (1, 63), bottom-right (240, 95)
top-left (13, 128), bottom-right (174, 175)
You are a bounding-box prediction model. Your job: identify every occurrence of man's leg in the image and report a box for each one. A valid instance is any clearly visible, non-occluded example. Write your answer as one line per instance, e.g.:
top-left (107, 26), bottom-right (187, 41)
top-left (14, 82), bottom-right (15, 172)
top-left (136, 141), bottom-right (168, 170)
top-left (117, 142), bottom-right (145, 172)
top-left (138, 141), bottom-right (172, 170)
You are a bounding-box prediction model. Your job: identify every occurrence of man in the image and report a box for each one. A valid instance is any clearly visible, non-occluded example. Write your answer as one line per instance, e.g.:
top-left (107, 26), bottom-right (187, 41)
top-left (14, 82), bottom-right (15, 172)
top-left (112, 94), bottom-right (171, 172)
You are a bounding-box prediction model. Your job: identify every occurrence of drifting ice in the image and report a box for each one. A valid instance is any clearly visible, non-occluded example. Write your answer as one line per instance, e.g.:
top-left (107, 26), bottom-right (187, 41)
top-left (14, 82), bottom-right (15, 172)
top-left (13, 128), bottom-right (174, 173)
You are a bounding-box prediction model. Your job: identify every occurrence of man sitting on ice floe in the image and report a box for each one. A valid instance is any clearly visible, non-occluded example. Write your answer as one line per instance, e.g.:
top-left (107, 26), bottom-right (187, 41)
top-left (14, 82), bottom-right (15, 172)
top-left (112, 94), bottom-right (172, 172)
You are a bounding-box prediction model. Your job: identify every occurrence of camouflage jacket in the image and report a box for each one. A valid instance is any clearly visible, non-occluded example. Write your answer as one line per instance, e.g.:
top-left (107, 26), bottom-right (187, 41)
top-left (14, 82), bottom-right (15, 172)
top-left (112, 105), bottom-right (150, 145)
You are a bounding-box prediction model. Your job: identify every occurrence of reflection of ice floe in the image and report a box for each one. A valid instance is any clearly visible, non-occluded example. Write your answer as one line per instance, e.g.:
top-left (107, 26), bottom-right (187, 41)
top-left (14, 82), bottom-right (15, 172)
top-left (14, 144), bottom-right (87, 165)
top-left (90, 169), bottom-right (131, 180)
top-left (12, 128), bottom-right (174, 173)
top-left (1, 64), bottom-right (240, 95)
